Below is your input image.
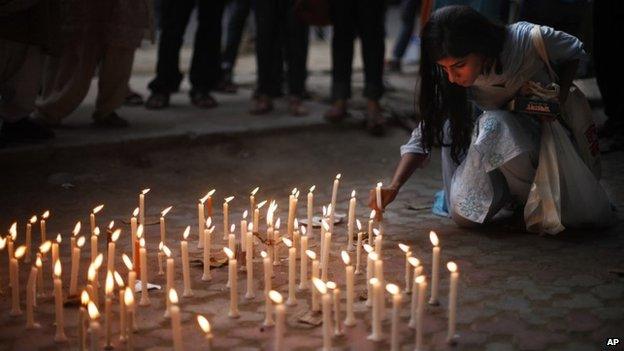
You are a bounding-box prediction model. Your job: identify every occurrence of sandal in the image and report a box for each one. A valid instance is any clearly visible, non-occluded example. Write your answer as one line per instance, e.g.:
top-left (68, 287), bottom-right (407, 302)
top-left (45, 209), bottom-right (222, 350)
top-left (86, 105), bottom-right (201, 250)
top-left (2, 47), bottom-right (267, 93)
top-left (124, 91), bottom-right (144, 106)
top-left (324, 101), bottom-right (349, 123)
top-left (190, 91), bottom-right (218, 109)
top-left (249, 95), bottom-right (274, 115)
top-left (365, 108), bottom-right (387, 136)
top-left (288, 97), bottom-right (308, 117)
top-left (145, 92), bottom-right (170, 110)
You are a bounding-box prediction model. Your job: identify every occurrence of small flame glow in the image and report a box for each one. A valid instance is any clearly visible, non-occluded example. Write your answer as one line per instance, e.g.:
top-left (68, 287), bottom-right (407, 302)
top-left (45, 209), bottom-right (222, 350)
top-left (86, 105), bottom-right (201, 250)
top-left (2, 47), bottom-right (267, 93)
top-left (447, 261), bottom-right (458, 272)
top-left (351, 190), bottom-right (356, 198)
top-left (132, 207), bottom-right (139, 217)
top-left (309, 185), bottom-right (316, 193)
top-left (206, 217), bottom-right (212, 228)
top-left (341, 251), bottom-right (350, 265)
top-left (321, 220), bottom-right (329, 232)
top-left (169, 288), bottom-right (179, 304)
top-left (39, 241), bottom-right (51, 253)
top-left (81, 290), bottom-right (90, 305)
top-left (73, 222), bottom-right (81, 236)
top-left (163, 245), bottom-right (172, 257)
top-left (141, 188), bottom-right (150, 195)
top-left (336, 174), bottom-right (341, 180)
top-left (122, 254), bottom-right (133, 270)
top-left (294, 218), bottom-right (299, 228)
top-left (183, 226), bottom-right (191, 240)
top-left (230, 224), bottom-right (235, 233)
top-left (301, 226), bottom-right (307, 235)
top-left (429, 231), bottom-right (439, 246)
top-left (408, 257), bottom-right (420, 267)
top-left (124, 287), bottom-right (134, 306)
top-left (251, 187), bottom-right (259, 196)
top-left (108, 221), bottom-right (114, 230)
top-left (306, 250), bottom-right (316, 260)
top-left (93, 227), bottom-right (100, 237)
top-left (370, 210), bottom-right (376, 219)
top-left (386, 283), bottom-right (399, 295)
top-left (139, 238), bottom-right (145, 248)
top-left (398, 243), bottom-right (410, 253)
top-left (105, 271), bottom-right (114, 294)
top-left (111, 229), bottom-right (121, 242)
top-left (161, 206), bottom-right (173, 217)
top-left (77, 236), bottom-right (86, 248)
top-left (9, 222), bottom-right (17, 240)
top-left (29, 215), bottom-right (37, 224)
top-left (257, 200), bottom-right (267, 209)
top-left (14, 245), bottom-right (26, 259)
top-left (56, 233), bottom-right (62, 243)
top-left (35, 256), bottom-right (42, 267)
top-left (243, 210), bottom-right (248, 219)
top-left (260, 251), bottom-right (268, 258)
top-left (87, 301), bottom-right (99, 320)
top-left (282, 237), bottom-right (292, 248)
top-left (363, 244), bottom-right (373, 253)
top-left (223, 247), bottom-right (234, 259)
top-left (114, 271), bottom-right (125, 287)
top-left (373, 228), bottom-right (380, 236)
top-left (356, 219), bottom-right (362, 231)
top-left (224, 196), bottom-right (234, 203)
top-left (42, 210), bottom-right (50, 219)
top-left (275, 218), bottom-right (281, 230)
top-left (326, 281), bottom-right (336, 289)
top-left (369, 277), bottom-right (379, 286)
top-left (247, 222), bottom-right (253, 231)
top-left (369, 252), bottom-right (379, 261)
top-left (0, 237), bottom-right (5, 250)
top-left (93, 253), bottom-right (104, 269)
top-left (54, 259), bottom-right (62, 277)
top-left (197, 315), bottom-right (211, 334)
top-left (136, 225), bottom-right (143, 239)
top-left (312, 278), bottom-right (327, 294)
top-left (415, 275), bottom-right (426, 284)
top-left (92, 204), bottom-right (104, 214)
top-left (269, 290), bottom-right (283, 304)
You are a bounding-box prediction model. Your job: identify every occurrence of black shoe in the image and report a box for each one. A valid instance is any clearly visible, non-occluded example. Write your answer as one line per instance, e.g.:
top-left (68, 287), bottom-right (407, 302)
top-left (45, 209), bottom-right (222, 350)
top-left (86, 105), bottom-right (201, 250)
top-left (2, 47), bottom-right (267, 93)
top-left (386, 59), bottom-right (401, 73)
top-left (0, 117), bottom-right (55, 141)
top-left (190, 91), bottom-right (218, 109)
top-left (92, 112), bottom-right (129, 128)
top-left (145, 92), bottom-right (170, 109)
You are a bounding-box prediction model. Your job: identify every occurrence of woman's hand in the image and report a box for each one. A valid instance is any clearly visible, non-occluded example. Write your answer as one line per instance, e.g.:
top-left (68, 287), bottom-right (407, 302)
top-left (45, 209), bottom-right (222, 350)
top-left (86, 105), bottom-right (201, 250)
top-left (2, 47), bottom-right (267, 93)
top-left (368, 186), bottom-right (399, 221)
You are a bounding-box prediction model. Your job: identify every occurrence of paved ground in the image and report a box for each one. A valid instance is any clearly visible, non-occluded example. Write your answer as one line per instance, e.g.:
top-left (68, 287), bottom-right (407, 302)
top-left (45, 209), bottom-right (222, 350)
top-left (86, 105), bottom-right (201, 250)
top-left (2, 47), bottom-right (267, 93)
top-left (0, 24), bottom-right (622, 351)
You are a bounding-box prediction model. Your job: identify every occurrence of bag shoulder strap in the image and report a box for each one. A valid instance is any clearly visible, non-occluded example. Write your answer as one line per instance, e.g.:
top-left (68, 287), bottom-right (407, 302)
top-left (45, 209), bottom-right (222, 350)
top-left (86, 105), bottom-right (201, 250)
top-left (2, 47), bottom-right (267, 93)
top-left (530, 25), bottom-right (559, 82)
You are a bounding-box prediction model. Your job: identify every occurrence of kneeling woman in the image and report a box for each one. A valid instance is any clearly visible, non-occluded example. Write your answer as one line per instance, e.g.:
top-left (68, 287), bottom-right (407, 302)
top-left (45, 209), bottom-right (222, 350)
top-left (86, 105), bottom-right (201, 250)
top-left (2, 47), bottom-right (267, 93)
top-left (373, 6), bottom-right (604, 228)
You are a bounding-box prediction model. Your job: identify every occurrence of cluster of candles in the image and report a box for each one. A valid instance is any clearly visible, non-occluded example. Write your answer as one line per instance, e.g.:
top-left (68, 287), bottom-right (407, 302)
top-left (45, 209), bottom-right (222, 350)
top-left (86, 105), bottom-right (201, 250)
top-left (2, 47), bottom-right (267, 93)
top-left (0, 174), bottom-right (461, 350)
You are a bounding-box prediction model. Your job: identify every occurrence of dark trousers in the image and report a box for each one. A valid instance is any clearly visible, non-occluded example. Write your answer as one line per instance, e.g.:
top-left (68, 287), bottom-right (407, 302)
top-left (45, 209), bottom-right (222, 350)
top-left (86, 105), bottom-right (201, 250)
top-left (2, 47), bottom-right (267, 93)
top-left (392, 0), bottom-right (421, 61)
top-left (222, 0), bottom-right (252, 75)
top-left (593, 0), bottom-right (624, 120)
top-left (330, 0), bottom-right (385, 101)
top-left (255, 0), bottom-right (309, 97)
top-left (148, 0), bottom-right (225, 94)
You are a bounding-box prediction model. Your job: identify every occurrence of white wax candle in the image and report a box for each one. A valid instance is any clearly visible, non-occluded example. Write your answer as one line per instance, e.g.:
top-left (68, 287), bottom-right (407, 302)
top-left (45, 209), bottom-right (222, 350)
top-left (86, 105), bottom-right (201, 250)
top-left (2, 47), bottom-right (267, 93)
top-left (25, 217), bottom-right (35, 263)
top-left (164, 253), bottom-right (174, 319)
top-left (40, 211), bottom-right (49, 246)
top-left (10, 253), bottom-right (23, 316)
top-left (35, 253), bottom-right (44, 298)
top-left (26, 266), bottom-right (38, 329)
top-left (313, 278), bottom-right (332, 351)
top-left (198, 201), bottom-right (205, 249)
top-left (53, 260), bottom-right (67, 342)
top-left (355, 232), bottom-right (363, 275)
top-left (240, 217), bottom-right (248, 253)
top-left (367, 278), bottom-right (382, 341)
top-left (118, 289), bottom-right (126, 343)
top-left (130, 214), bottom-right (138, 265)
top-left (341, 251), bottom-right (356, 327)
top-left (447, 262), bottom-right (459, 343)
top-left (387, 284), bottom-right (402, 351)
top-left (375, 182), bottom-right (383, 212)
top-left (262, 252), bottom-right (274, 326)
top-left (139, 189), bottom-right (150, 226)
top-left (331, 174), bottom-right (341, 217)
top-left (328, 282), bottom-right (342, 336)
top-left (245, 231), bottom-right (255, 299)
top-left (202, 227), bottom-right (212, 281)
top-left (321, 231), bottom-right (331, 281)
top-left (398, 243), bottom-right (411, 293)
top-left (169, 289), bottom-right (183, 351)
top-left (269, 291), bottom-right (285, 351)
top-left (347, 191), bottom-right (356, 251)
top-left (285, 239), bottom-right (296, 306)
top-left (223, 196), bottom-right (234, 240)
top-left (253, 209), bottom-right (259, 233)
top-left (287, 194), bottom-right (295, 237)
top-left (225, 248), bottom-right (239, 318)
top-left (415, 276), bottom-right (427, 350)
top-left (139, 242), bottom-right (150, 306)
top-left (124, 287), bottom-right (135, 350)
top-left (429, 231), bottom-right (441, 305)
top-left (307, 186), bottom-right (314, 238)
top-left (181, 228), bottom-right (193, 297)
top-left (161, 205), bottom-right (172, 245)
top-left (88, 314), bottom-right (100, 351)
top-left (374, 256), bottom-right (386, 320)
top-left (69, 244), bottom-right (81, 296)
top-left (104, 272), bottom-right (114, 349)
top-left (298, 232), bottom-right (308, 290)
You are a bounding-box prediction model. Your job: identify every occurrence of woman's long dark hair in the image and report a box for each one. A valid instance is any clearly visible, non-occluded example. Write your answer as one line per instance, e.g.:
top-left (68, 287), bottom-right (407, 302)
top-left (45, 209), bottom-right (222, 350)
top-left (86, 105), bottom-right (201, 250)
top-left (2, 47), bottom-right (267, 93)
top-left (419, 6), bottom-right (506, 164)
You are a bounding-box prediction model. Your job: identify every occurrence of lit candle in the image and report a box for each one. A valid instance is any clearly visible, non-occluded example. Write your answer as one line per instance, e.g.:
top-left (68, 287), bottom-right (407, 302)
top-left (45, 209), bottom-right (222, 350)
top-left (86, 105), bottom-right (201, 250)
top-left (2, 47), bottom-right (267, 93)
top-left (88, 253), bottom-right (104, 309)
top-left (375, 182), bottom-right (383, 215)
top-left (87, 301), bottom-right (100, 351)
top-left (51, 234), bottom-right (61, 276)
top-left (223, 196), bottom-right (234, 240)
top-left (371, 252), bottom-right (386, 320)
top-left (226, 227), bottom-right (236, 287)
top-left (398, 243), bottom-right (412, 293)
top-left (414, 275), bottom-right (427, 350)
top-left (347, 190), bottom-right (356, 251)
top-left (273, 217), bottom-right (281, 266)
top-left (25, 215), bottom-right (37, 263)
top-left (158, 242), bottom-right (165, 275)
top-left (245, 225), bottom-right (255, 299)
top-left (40, 210), bottom-right (50, 247)
top-left (197, 315), bottom-right (213, 350)
top-left (429, 231), bottom-right (441, 305)
top-left (250, 186), bottom-right (259, 220)
top-left (224, 247), bottom-right (239, 318)
top-left (37, 241), bottom-right (51, 297)
top-left (160, 205), bottom-right (172, 245)
top-left (0, 237), bottom-right (6, 295)
top-left (124, 287), bottom-right (135, 350)
top-left (107, 229), bottom-right (121, 275)
top-left (408, 257), bottom-right (422, 328)
top-left (139, 188), bottom-right (150, 226)
top-left (307, 250), bottom-right (320, 312)
top-left (269, 290), bottom-right (286, 351)
top-left (287, 188), bottom-right (297, 238)
top-left (298, 226), bottom-right (308, 290)
top-left (198, 192), bottom-right (213, 249)
top-left (130, 207), bottom-right (139, 268)
top-left (8, 222), bottom-right (16, 261)
top-left (261, 251), bottom-right (274, 326)
top-left (70, 221), bottom-right (80, 253)
top-left (254, 200), bottom-right (267, 233)
top-left (113, 272), bottom-right (126, 343)
top-left (26, 264), bottom-right (39, 329)
top-left (373, 228), bottom-right (382, 256)
top-left (330, 173), bottom-right (341, 232)
top-left (327, 281), bottom-right (342, 336)
top-left (367, 277), bottom-right (382, 341)
top-left (355, 220), bottom-right (363, 275)
top-left (10, 245), bottom-right (26, 316)
top-left (90, 204), bottom-right (104, 236)
top-left (162, 245), bottom-right (173, 318)
top-left (104, 271), bottom-right (114, 348)
top-left (447, 262), bottom-right (459, 344)
top-left (368, 210), bottom-right (375, 243)
top-left (364, 244), bottom-right (374, 307)
top-left (283, 238), bottom-right (297, 306)
top-left (168, 289), bottom-right (183, 351)
top-left (139, 237), bottom-right (150, 306)
top-left (202, 218), bottom-right (214, 281)
top-left (321, 221), bottom-right (331, 281)
top-left (91, 227), bottom-right (100, 271)
top-left (240, 210), bottom-right (248, 253)
top-left (69, 235), bottom-right (86, 296)
top-left (307, 186), bottom-right (315, 239)
top-left (181, 226), bottom-right (193, 297)
top-left (313, 278), bottom-right (332, 351)
top-left (53, 259), bottom-right (68, 342)
top-left (386, 283), bottom-right (402, 351)
top-left (341, 251), bottom-right (356, 327)
top-left (79, 291), bottom-right (89, 349)
top-left (292, 218), bottom-right (300, 257)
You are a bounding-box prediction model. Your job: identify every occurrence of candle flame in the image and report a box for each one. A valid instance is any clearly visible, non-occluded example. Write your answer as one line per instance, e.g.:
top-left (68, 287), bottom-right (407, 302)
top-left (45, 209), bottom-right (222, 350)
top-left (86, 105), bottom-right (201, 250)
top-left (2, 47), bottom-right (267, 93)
top-left (321, 220), bottom-right (329, 232)
top-left (72, 221), bottom-right (81, 236)
top-left (230, 224), bottom-right (235, 233)
top-left (139, 238), bottom-right (145, 248)
top-left (369, 252), bottom-right (379, 261)
top-left (336, 173), bottom-right (341, 180)
top-left (326, 281), bottom-right (336, 290)
top-left (322, 206), bottom-right (326, 216)
top-left (282, 237), bottom-right (292, 248)
top-left (275, 217), bottom-right (281, 230)
top-left (206, 217), bottom-right (212, 228)
top-left (88, 265), bottom-right (97, 281)
top-left (309, 185), bottom-right (316, 193)
top-left (163, 245), bottom-right (171, 257)
top-left (369, 277), bottom-right (379, 286)
top-left (14, 245), bottom-right (26, 259)
top-left (408, 257), bottom-right (420, 267)
top-left (327, 204), bottom-right (333, 216)
top-left (247, 222), bottom-right (253, 231)
top-left (370, 210), bottom-right (376, 219)
top-left (56, 233), bottom-right (62, 243)
top-left (312, 277), bottom-right (327, 294)
top-left (81, 290), bottom-right (90, 305)
top-left (183, 226), bottom-right (190, 240)
top-left (29, 215), bottom-right (37, 224)
top-left (242, 210), bottom-right (248, 219)
top-left (132, 207), bottom-right (139, 217)
top-left (200, 192), bottom-right (210, 204)
top-left (386, 283), bottom-right (399, 295)
top-left (376, 182), bottom-right (382, 189)
top-left (92, 204), bottom-right (104, 214)
top-left (295, 190), bottom-right (300, 198)
top-left (124, 287), bottom-right (134, 306)
top-left (136, 225), bottom-right (143, 239)
top-left (356, 219), bottom-right (362, 231)
top-left (105, 271), bottom-right (114, 294)
top-left (351, 190), bottom-right (356, 198)
top-left (223, 247), bottom-right (234, 259)
top-left (35, 256), bottom-right (42, 267)
top-left (93, 253), bottom-right (104, 269)
top-left (9, 222), bottom-right (17, 240)
top-left (39, 240), bottom-right (51, 253)
top-left (447, 261), bottom-right (458, 272)
top-left (158, 241), bottom-right (163, 250)
top-left (87, 301), bottom-right (100, 320)
top-left (197, 315), bottom-right (211, 334)
top-left (161, 206), bottom-right (173, 217)
top-left (260, 250), bottom-right (268, 258)
top-left (251, 186), bottom-right (259, 196)
top-left (429, 231), bottom-right (439, 246)
top-left (169, 288), bottom-right (179, 304)
top-left (257, 200), bottom-right (267, 209)
top-left (111, 229), bottom-right (121, 242)
top-left (141, 188), bottom-right (150, 195)
top-left (341, 250), bottom-right (350, 265)
top-left (224, 196), bottom-right (234, 203)
top-left (114, 271), bottom-right (125, 287)
top-left (208, 189), bottom-right (216, 197)
top-left (269, 290), bottom-right (283, 304)
top-left (305, 250), bottom-right (316, 260)
top-left (108, 221), bottom-right (114, 230)
top-left (93, 227), bottom-right (100, 237)
top-left (0, 237), bottom-right (5, 250)
top-left (415, 275), bottom-right (426, 284)
top-left (77, 236), bottom-right (86, 248)
top-left (363, 244), bottom-right (373, 253)
top-left (398, 243), bottom-right (410, 253)
top-left (122, 254), bottom-right (133, 270)
top-left (301, 226), bottom-right (307, 235)
top-left (42, 210), bottom-right (50, 219)
top-left (291, 188), bottom-right (297, 196)
top-left (54, 259), bottom-right (62, 277)
top-left (294, 218), bottom-right (299, 228)
top-left (373, 228), bottom-right (380, 236)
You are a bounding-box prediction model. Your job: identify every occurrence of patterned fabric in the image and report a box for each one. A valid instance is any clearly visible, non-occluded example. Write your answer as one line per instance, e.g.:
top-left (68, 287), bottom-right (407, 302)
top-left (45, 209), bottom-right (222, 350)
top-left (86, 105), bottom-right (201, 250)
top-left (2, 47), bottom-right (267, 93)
top-left (401, 21), bottom-right (586, 224)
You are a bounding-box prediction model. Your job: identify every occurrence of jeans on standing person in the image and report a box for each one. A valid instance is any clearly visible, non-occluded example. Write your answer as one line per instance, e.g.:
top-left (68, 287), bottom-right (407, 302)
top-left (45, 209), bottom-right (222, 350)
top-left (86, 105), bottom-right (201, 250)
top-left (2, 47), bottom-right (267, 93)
top-left (221, 0), bottom-right (251, 77)
top-left (392, 0), bottom-right (421, 62)
top-left (148, 0), bottom-right (225, 95)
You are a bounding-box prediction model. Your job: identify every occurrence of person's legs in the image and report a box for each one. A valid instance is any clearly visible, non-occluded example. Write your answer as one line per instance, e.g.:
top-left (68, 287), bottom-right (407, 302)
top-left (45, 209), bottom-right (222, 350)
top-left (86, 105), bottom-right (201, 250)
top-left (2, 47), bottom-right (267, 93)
top-left (191, 0), bottom-right (225, 98)
top-left (283, 0), bottom-right (309, 115)
top-left (390, 0), bottom-right (420, 65)
top-left (251, 0), bottom-right (280, 114)
top-left (221, 0), bottom-right (251, 78)
top-left (329, 0), bottom-right (355, 102)
top-left (356, 0), bottom-right (385, 103)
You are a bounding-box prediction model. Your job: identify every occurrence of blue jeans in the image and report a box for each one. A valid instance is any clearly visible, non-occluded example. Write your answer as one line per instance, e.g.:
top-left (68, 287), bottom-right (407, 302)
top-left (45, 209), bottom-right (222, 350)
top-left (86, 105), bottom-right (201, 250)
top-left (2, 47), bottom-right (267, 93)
top-left (392, 0), bottom-right (421, 61)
